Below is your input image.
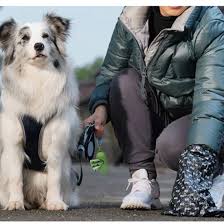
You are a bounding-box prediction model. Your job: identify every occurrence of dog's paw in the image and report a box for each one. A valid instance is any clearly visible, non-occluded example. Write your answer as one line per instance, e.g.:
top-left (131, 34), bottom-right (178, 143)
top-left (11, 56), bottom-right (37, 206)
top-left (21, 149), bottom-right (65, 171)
top-left (46, 200), bottom-right (68, 211)
top-left (4, 201), bottom-right (25, 210)
top-left (39, 201), bottom-right (46, 210)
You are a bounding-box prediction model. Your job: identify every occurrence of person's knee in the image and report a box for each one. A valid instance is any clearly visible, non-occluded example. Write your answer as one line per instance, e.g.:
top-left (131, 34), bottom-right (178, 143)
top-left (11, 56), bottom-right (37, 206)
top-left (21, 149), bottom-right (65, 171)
top-left (155, 116), bottom-right (190, 171)
top-left (156, 133), bottom-right (180, 171)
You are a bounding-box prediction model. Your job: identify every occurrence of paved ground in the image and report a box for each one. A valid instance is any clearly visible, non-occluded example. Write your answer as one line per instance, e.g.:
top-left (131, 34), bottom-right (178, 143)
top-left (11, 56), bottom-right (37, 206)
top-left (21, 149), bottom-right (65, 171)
top-left (0, 165), bottom-right (223, 221)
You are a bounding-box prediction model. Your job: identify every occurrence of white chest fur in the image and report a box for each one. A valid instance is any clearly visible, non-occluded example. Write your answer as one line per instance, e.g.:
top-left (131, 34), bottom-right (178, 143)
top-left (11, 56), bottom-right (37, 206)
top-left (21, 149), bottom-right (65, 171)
top-left (1, 62), bottom-right (78, 122)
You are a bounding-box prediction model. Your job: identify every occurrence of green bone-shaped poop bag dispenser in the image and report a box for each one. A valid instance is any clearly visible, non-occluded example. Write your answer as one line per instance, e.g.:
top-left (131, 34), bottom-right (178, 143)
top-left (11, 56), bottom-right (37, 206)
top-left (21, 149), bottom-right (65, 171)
top-left (90, 141), bottom-right (108, 175)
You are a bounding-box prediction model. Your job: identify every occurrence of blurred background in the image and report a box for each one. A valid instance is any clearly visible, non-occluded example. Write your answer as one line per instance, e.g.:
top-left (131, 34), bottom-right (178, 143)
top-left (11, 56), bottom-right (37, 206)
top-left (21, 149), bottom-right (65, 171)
top-left (0, 6), bottom-right (124, 164)
top-left (0, 6), bottom-right (122, 67)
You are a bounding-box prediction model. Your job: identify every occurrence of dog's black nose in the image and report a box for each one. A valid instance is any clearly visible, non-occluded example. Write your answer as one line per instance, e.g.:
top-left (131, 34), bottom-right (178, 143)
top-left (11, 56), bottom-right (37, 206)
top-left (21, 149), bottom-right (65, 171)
top-left (34, 42), bottom-right (44, 52)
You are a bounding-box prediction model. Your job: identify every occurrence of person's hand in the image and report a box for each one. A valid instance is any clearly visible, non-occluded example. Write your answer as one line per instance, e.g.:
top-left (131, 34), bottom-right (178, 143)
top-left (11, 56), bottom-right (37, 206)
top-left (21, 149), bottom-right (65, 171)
top-left (84, 105), bottom-right (108, 138)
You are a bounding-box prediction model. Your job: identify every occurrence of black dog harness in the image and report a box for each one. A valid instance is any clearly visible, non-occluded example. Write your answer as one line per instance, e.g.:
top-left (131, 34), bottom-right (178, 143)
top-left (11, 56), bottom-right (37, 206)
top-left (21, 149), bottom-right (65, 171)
top-left (20, 115), bottom-right (47, 172)
top-left (20, 115), bottom-right (97, 187)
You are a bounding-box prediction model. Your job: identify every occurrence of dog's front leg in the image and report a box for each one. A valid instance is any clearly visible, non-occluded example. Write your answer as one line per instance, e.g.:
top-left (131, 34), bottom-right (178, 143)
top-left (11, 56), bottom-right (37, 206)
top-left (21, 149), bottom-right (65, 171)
top-left (45, 150), bottom-right (68, 211)
top-left (4, 146), bottom-right (25, 210)
top-left (43, 117), bottom-right (71, 211)
top-left (1, 115), bottom-right (25, 210)
top-left (41, 109), bottom-right (80, 211)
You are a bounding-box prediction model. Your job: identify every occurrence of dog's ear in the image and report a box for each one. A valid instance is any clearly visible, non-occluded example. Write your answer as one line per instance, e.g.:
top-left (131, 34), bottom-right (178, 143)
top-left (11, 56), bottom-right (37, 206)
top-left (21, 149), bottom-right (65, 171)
top-left (44, 13), bottom-right (70, 42)
top-left (0, 19), bottom-right (17, 51)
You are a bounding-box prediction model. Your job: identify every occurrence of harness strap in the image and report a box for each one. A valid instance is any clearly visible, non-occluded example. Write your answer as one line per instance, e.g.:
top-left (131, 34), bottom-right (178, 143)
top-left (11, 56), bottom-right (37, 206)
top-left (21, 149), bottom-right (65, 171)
top-left (19, 112), bottom-right (57, 172)
top-left (21, 115), bottom-right (46, 171)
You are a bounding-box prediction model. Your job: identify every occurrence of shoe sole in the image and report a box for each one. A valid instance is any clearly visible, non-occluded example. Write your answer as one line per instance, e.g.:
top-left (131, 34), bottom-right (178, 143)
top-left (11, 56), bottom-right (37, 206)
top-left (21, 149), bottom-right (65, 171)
top-left (120, 198), bottom-right (162, 210)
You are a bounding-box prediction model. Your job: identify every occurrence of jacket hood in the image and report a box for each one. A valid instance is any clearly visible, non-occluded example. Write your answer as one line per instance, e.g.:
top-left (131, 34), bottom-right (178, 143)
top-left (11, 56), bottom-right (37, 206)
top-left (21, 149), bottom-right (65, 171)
top-left (119, 6), bottom-right (199, 53)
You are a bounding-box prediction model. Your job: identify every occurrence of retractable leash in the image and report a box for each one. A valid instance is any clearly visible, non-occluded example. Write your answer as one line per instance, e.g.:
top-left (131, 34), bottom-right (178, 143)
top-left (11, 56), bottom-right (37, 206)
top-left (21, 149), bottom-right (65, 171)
top-left (75, 123), bottom-right (108, 186)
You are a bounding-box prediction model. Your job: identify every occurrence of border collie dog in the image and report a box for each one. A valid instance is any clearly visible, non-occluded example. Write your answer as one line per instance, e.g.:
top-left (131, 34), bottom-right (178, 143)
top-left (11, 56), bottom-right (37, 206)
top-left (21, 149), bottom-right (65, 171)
top-left (0, 14), bottom-right (81, 210)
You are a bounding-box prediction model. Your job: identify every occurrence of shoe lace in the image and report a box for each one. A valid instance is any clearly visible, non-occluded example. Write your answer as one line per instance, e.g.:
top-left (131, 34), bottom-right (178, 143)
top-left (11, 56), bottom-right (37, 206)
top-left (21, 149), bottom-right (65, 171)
top-left (126, 177), bottom-right (152, 193)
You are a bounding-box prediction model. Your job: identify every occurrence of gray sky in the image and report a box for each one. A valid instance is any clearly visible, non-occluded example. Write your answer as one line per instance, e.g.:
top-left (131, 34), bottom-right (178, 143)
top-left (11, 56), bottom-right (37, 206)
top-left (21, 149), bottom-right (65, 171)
top-left (0, 6), bottom-right (123, 67)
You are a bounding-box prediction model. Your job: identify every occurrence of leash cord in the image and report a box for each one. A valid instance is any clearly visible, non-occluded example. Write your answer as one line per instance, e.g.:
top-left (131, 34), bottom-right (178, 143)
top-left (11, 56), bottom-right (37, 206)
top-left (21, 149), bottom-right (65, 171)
top-left (72, 149), bottom-right (83, 186)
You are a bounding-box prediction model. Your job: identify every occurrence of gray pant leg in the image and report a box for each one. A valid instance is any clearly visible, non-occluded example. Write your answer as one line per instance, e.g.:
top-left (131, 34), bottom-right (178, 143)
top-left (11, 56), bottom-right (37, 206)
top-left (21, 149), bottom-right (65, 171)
top-left (156, 115), bottom-right (224, 176)
top-left (155, 115), bottom-right (191, 171)
top-left (109, 68), bottom-right (164, 179)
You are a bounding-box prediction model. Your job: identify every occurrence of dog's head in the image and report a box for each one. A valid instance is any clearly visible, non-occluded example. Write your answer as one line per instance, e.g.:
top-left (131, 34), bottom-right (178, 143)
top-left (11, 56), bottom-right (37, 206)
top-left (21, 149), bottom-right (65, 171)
top-left (0, 13), bottom-right (70, 68)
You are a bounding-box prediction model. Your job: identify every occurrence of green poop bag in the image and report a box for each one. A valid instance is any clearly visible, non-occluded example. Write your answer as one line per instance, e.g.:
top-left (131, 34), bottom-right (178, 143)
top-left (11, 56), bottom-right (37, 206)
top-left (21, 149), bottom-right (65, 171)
top-left (90, 139), bottom-right (108, 175)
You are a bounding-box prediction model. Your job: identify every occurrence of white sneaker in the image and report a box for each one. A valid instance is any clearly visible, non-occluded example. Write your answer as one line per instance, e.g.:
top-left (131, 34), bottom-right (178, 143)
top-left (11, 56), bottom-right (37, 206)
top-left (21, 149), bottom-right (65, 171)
top-left (120, 169), bottom-right (162, 210)
top-left (209, 174), bottom-right (224, 209)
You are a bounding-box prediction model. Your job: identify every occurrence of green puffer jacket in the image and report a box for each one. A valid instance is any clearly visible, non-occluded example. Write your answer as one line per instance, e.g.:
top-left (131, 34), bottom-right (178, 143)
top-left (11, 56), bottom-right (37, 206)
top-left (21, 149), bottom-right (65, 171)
top-left (89, 6), bottom-right (224, 152)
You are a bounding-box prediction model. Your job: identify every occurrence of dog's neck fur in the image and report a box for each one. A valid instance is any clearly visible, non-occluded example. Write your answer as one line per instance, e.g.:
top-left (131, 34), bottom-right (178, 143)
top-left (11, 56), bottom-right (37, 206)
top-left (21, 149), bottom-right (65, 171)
top-left (1, 59), bottom-right (78, 123)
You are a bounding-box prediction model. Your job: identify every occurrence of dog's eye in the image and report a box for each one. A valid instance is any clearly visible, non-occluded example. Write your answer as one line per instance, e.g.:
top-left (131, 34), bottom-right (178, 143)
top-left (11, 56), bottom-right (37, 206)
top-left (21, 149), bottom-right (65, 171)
top-left (42, 33), bottom-right (49, 39)
top-left (22, 34), bottom-right (30, 41)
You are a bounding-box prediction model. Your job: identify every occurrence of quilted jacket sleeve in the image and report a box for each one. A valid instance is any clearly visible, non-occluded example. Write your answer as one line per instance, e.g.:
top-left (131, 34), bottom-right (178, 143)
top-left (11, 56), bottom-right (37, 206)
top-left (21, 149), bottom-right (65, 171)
top-left (88, 20), bottom-right (131, 114)
top-left (187, 18), bottom-right (224, 152)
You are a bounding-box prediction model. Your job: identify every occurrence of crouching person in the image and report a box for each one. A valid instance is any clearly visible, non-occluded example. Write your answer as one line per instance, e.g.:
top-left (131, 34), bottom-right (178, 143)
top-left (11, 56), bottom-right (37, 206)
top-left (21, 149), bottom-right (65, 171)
top-left (85, 6), bottom-right (224, 216)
